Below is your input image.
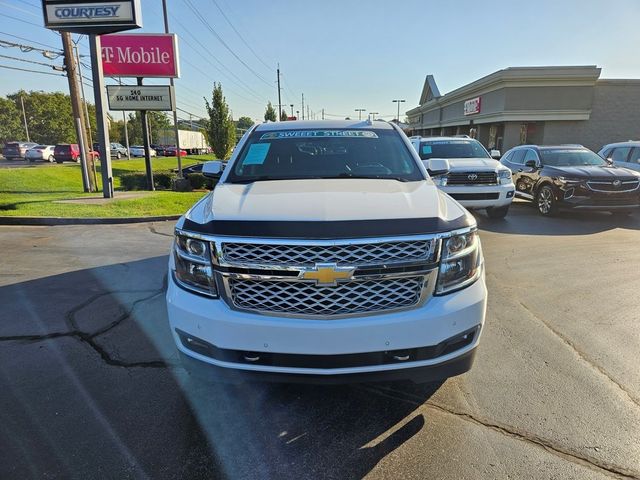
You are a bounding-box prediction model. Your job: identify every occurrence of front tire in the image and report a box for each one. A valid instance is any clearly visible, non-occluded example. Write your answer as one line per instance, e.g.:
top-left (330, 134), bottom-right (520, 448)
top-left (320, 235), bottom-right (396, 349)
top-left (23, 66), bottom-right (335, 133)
top-left (116, 152), bottom-right (122, 159)
top-left (536, 185), bottom-right (557, 216)
top-left (48, 155), bottom-right (54, 163)
top-left (486, 205), bottom-right (510, 219)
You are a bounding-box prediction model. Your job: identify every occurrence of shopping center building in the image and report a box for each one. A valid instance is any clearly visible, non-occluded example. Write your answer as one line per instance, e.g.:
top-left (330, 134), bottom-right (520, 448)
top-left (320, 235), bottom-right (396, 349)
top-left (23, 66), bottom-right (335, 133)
top-left (405, 66), bottom-right (640, 153)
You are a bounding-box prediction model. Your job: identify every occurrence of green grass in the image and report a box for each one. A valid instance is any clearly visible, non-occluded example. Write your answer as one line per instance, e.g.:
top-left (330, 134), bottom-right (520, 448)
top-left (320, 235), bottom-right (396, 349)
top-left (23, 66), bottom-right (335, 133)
top-left (0, 155), bottom-right (212, 217)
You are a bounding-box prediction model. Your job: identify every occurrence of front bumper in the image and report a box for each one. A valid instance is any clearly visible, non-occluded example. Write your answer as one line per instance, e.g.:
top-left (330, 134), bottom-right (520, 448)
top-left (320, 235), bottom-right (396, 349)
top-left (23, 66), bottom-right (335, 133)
top-left (166, 271), bottom-right (487, 382)
top-left (441, 183), bottom-right (515, 209)
top-left (559, 194), bottom-right (640, 211)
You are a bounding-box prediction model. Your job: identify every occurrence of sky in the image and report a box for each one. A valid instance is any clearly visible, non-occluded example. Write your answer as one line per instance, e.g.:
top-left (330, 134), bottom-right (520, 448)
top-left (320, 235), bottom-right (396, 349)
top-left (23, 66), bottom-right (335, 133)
top-left (1, 0), bottom-right (640, 124)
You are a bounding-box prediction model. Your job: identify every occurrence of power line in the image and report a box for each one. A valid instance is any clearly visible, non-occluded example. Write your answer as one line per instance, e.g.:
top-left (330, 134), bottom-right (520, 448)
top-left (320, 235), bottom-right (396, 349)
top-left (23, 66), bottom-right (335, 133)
top-left (0, 39), bottom-right (63, 58)
top-left (0, 63), bottom-right (65, 77)
top-left (0, 1), bottom-right (41, 18)
top-left (169, 14), bottom-right (269, 103)
top-left (209, 0), bottom-right (272, 71)
top-left (181, 0), bottom-right (274, 88)
top-left (0, 12), bottom-right (46, 28)
top-left (0, 52), bottom-right (64, 70)
top-left (0, 31), bottom-right (59, 50)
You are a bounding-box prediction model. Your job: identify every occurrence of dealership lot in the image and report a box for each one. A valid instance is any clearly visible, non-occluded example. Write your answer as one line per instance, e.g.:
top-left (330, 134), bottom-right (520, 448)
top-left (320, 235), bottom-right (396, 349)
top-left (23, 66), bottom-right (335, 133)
top-left (1, 205), bottom-right (639, 480)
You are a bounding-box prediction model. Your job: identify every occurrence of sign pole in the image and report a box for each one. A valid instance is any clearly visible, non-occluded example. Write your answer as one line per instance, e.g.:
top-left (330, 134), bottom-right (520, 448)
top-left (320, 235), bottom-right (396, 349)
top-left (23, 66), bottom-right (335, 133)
top-left (137, 77), bottom-right (155, 191)
top-left (89, 34), bottom-right (114, 198)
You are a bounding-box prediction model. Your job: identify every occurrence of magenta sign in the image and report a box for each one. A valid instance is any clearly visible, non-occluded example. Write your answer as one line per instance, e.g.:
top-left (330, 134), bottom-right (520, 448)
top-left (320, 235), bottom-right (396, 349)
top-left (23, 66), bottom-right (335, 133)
top-left (101, 33), bottom-right (180, 78)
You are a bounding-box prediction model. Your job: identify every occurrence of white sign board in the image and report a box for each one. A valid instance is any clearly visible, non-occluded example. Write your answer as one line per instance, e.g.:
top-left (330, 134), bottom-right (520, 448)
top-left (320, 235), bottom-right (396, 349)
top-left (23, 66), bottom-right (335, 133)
top-left (464, 96), bottom-right (481, 116)
top-left (42, 0), bottom-right (142, 34)
top-left (106, 85), bottom-right (175, 111)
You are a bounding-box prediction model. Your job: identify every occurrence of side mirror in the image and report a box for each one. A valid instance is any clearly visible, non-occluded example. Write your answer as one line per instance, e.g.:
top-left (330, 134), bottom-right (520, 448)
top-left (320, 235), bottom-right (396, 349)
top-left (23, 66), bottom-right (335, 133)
top-left (490, 149), bottom-right (501, 159)
top-left (524, 159), bottom-right (539, 169)
top-left (606, 157), bottom-right (614, 164)
top-left (202, 160), bottom-right (224, 178)
top-left (424, 158), bottom-right (450, 177)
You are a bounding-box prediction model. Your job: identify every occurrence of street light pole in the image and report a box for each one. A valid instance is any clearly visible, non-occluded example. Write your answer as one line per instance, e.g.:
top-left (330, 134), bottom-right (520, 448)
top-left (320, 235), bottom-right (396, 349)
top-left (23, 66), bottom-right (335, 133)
top-left (290, 104), bottom-right (294, 118)
top-left (392, 99), bottom-right (406, 124)
top-left (355, 108), bottom-right (366, 120)
top-left (370, 112), bottom-right (379, 120)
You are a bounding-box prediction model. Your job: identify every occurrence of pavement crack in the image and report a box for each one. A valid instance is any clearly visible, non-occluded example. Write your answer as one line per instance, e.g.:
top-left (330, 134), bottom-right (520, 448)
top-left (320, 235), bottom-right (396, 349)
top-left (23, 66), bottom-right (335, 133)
top-left (519, 301), bottom-right (640, 409)
top-left (357, 385), bottom-right (639, 480)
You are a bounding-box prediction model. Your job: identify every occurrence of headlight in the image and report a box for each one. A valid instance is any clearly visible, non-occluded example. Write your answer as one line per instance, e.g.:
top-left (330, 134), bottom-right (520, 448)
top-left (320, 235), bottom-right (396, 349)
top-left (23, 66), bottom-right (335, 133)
top-left (557, 176), bottom-right (582, 185)
top-left (433, 175), bottom-right (447, 186)
top-left (497, 169), bottom-right (512, 185)
top-left (436, 229), bottom-right (483, 295)
top-left (172, 233), bottom-right (218, 297)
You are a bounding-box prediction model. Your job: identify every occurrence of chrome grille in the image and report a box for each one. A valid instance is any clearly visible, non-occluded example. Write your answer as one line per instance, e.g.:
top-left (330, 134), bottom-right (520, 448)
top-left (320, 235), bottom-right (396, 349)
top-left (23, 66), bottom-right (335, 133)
top-left (228, 277), bottom-right (424, 316)
top-left (586, 180), bottom-right (639, 192)
top-left (447, 171), bottom-right (497, 185)
top-left (220, 240), bottom-right (433, 266)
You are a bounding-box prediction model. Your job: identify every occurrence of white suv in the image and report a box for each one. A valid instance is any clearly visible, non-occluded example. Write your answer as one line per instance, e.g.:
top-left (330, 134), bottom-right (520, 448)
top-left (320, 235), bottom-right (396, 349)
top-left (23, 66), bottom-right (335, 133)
top-left (166, 121), bottom-right (486, 384)
top-left (410, 137), bottom-right (515, 218)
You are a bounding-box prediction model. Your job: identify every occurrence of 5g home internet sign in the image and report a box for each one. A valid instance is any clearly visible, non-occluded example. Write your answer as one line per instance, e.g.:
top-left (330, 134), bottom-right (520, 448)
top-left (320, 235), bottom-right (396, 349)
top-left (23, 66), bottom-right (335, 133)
top-left (106, 85), bottom-right (175, 111)
top-left (41, 0), bottom-right (142, 34)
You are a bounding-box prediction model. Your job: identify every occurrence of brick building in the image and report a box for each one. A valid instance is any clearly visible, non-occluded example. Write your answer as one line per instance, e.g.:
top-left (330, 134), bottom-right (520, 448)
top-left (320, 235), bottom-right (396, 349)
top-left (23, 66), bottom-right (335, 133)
top-left (406, 66), bottom-right (640, 153)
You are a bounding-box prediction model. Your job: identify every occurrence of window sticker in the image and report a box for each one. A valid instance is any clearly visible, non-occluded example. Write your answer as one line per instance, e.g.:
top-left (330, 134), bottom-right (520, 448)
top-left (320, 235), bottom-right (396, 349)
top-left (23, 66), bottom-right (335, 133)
top-left (260, 130), bottom-right (378, 140)
top-left (243, 143), bottom-right (271, 165)
top-left (429, 140), bottom-right (468, 145)
top-left (421, 145), bottom-right (432, 154)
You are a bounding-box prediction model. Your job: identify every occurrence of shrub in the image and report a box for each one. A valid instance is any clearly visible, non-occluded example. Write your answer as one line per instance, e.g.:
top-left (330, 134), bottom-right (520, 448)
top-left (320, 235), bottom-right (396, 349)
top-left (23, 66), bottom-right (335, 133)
top-left (119, 170), bottom-right (177, 191)
top-left (187, 173), bottom-right (217, 190)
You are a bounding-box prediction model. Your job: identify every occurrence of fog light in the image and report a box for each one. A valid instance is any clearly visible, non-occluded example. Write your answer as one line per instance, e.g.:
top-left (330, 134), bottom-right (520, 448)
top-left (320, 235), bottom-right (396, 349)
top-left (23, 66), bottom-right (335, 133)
top-left (507, 190), bottom-right (514, 198)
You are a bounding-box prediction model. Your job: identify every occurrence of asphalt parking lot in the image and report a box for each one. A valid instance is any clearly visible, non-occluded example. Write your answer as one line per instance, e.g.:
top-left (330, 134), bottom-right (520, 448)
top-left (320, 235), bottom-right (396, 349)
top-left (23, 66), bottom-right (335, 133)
top-left (1, 204), bottom-right (639, 480)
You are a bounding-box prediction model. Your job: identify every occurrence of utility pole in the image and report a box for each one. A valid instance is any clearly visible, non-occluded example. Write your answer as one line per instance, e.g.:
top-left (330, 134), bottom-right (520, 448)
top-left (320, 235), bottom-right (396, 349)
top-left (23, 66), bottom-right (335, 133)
top-left (162, 0), bottom-right (183, 179)
top-left (19, 94), bottom-right (29, 142)
top-left (355, 108), bottom-right (366, 120)
top-left (301, 93), bottom-right (304, 120)
top-left (307, 105), bottom-right (310, 121)
top-left (75, 46), bottom-right (98, 185)
top-left (322, 108), bottom-right (324, 120)
top-left (61, 32), bottom-right (94, 192)
top-left (392, 99), bottom-right (406, 124)
top-left (277, 64), bottom-right (283, 121)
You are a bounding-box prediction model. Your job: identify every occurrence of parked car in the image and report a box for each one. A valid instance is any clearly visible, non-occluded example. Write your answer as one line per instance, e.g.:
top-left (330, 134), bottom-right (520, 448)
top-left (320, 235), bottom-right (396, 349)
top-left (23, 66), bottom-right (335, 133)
top-left (129, 145), bottom-right (157, 157)
top-left (410, 136), bottom-right (514, 218)
top-left (151, 144), bottom-right (167, 156)
top-left (598, 141), bottom-right (640, 173)
top-left (167, 120), bottom-right (486, 384)
top-left (54, 144), bottom-right (100, 163)
top-left (164, 146), bottom-right (187, 157)
top-left (501, 144), bottom-right (640, 215)
top-left (3, 141), bottom-right (38, 160)
top-left (25, 145), bottom-right (55, 162)
top-left (93, 142), bottom-right (129, 159)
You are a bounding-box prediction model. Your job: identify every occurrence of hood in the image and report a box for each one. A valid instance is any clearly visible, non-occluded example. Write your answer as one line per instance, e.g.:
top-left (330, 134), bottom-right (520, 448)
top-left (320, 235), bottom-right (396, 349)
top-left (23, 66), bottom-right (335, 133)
top-left (205, 179), bottom-right (466, 222)
top-left (545, 164), bottom-right (640, 180)
top-left (444, 157), bottom-right (502, 171)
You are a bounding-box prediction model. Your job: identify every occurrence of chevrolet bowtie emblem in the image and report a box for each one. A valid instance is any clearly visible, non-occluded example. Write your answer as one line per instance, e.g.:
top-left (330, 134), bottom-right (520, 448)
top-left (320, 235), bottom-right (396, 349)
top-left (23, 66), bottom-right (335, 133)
top-left (300, 263), bottom-right (355, 287)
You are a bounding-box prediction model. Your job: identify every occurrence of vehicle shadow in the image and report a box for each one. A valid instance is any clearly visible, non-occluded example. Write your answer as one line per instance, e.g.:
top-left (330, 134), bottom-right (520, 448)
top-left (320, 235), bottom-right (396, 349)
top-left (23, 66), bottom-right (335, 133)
top-left (475, 201), bottom-right (640, 236)
top-left (0, 257), bottom-right (441, 480)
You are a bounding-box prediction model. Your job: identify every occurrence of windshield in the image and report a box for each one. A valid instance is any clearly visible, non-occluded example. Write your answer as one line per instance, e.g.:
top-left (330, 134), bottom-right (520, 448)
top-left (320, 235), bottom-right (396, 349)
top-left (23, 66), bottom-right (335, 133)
top-left (227, 129), bottom-right (423, 183)
top-left (539, 149), bottom-right (608, 167)
top-left (418, 140), bottom-right (490, 160)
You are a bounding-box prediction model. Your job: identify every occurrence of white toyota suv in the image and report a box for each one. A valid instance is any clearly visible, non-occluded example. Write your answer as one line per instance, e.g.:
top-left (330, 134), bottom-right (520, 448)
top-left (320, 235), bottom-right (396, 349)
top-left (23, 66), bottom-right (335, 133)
top-left (411, 137), bottom-right (515, 218)
top-left (166, 120), bottom-right (487, 383)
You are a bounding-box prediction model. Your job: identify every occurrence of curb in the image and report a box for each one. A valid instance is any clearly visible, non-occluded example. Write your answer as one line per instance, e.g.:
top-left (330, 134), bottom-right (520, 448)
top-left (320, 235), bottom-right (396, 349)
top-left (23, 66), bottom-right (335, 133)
top-left (0, 215), bottom-right (181, 226)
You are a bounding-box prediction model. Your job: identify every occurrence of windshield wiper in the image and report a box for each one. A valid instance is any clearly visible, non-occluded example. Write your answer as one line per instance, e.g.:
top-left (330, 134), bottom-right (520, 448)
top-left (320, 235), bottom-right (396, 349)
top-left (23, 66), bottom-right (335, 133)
top-left (229, 175), bottom-right (325, 184)
top-left (329, 173), bottom-right (411, 182)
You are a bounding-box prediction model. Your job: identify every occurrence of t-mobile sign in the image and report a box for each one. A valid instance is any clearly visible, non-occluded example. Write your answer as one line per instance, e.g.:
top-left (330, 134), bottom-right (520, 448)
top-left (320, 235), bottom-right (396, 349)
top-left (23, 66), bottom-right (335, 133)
top-left (101, 33), bottom-right (180, 78)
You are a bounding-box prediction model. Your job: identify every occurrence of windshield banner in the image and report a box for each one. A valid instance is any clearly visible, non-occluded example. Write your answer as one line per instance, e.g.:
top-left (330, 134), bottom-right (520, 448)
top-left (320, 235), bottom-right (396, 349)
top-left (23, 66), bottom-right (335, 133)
top-left (260, 131), bottom-right (378, 140)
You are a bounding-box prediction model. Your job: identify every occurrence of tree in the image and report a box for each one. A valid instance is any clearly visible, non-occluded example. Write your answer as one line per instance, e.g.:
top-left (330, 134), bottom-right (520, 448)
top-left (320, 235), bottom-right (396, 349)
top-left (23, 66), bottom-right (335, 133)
top-left (126, 111), bottom-right (171, 145)
top-left (280, 109), bottom-right (289, 121)
top-left (0, 97), bottom-right (23, 145)
top-left (236, 116), bottom-right (254, 131)
top-left (264, 101), bottom-right (277, 122)
top-left (7, 90), bottom-right (75, 144)
top-left (205, 83), bottom-right (236, 159)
